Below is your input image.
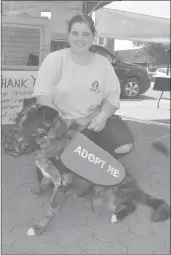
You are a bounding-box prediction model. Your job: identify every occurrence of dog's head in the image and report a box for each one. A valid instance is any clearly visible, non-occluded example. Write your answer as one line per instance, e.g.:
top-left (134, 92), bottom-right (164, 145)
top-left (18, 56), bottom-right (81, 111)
top-left (3, 102), bottom-right (68, 157)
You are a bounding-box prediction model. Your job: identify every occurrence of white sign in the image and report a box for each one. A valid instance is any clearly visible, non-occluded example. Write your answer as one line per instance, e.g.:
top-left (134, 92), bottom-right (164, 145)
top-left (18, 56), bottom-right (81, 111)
top-left (95, 9), bottom-right (170, 44)
top-left (1, 71), bottom-right (37, 124)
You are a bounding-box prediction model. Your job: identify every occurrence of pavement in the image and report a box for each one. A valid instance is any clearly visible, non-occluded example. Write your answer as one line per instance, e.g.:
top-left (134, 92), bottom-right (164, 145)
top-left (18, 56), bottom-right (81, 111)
top-left (1, 91), bottom-right (170, 254)
top-left (117, 86), bottom-right (170, 125)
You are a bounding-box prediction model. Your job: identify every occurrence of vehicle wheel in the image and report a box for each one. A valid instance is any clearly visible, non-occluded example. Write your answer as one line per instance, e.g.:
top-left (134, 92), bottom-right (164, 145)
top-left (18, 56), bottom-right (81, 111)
top-left (121, 78), bottom-right (141, 99)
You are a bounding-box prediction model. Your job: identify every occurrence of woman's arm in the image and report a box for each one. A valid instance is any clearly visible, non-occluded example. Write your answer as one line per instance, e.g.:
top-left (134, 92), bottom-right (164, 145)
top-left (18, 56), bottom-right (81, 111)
top-left (100, 99), bottom-right (118, 119)
top-left (87, 59), bottom-right (120, 132)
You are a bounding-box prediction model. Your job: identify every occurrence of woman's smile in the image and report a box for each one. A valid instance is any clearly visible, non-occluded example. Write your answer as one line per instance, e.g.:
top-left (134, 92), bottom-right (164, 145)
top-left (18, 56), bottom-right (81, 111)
top-left (68, 22), bottom-right (94, 53)
top-left (75, 42), bottom-right (86, 48)
top-left (75, 43), bottom-right (85, 46)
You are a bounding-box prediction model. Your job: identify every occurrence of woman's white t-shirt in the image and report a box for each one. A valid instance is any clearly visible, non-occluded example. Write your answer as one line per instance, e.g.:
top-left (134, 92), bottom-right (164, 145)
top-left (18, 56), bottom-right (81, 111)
top-left (33, 48), bottom-right (121, 120)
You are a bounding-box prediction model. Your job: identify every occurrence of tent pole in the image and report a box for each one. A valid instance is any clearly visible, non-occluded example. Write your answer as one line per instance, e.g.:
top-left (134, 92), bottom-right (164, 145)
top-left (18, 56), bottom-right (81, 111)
top-left (83, 1), bottom-right (88, 14)
top-left (166, 49), bottom-right (170, 76)
top-left (89, 1), bottom-right (103, 15)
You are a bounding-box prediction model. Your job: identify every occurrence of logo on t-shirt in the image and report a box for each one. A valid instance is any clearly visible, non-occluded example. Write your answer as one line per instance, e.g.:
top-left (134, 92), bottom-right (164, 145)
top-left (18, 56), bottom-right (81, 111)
top-left (90, 81), bottom-right (100, 93)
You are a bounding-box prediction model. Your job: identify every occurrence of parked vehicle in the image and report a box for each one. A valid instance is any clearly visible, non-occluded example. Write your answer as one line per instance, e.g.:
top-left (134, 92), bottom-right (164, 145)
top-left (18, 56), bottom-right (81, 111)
top-left (90, 45), bottom-right (151, 99)
top-left (51, 41), bottom-right (151, 99)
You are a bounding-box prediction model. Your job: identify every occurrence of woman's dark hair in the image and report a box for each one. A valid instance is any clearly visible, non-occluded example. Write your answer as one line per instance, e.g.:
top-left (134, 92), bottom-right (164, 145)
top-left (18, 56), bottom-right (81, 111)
top-left (68, 14), bottom-right (96, 35)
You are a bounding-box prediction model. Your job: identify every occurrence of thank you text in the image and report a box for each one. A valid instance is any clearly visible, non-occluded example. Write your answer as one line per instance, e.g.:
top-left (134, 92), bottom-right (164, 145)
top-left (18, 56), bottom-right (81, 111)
top-left (1, 71), bottom-right (37, 124)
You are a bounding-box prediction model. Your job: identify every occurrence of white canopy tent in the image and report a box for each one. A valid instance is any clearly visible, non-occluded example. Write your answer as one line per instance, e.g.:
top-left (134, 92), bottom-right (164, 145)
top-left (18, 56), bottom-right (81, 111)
top-left (2, 1), bottom-right (169, 44)
top-left (95, 8), bottom-right (170, 44)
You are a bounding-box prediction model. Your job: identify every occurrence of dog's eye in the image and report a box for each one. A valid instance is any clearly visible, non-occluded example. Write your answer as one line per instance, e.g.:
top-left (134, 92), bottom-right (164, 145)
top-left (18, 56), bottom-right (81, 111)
top-left (37, 128), bottom-right (46, 134)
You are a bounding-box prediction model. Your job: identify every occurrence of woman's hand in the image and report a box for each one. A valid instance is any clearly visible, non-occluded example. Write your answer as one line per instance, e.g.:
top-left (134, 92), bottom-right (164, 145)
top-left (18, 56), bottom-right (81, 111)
top-left (87, 112), bottom-right (108, 132)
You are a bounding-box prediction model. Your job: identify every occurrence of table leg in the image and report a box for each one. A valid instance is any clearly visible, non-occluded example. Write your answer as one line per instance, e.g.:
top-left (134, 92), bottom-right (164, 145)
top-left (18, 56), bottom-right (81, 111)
top-left (157, 91), bottom-right (164, 109)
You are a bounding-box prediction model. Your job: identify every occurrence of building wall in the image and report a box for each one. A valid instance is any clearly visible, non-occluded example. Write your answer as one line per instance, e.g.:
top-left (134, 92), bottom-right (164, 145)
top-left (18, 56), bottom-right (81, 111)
top-left (50, 9), bottom-right (74, 36)
top-left (1, 8), bottom-right (75, 69)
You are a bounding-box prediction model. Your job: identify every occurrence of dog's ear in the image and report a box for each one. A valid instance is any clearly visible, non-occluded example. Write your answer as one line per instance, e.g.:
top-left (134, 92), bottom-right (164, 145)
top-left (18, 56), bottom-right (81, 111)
top-left (37, 106), bottom-right (59, 125)
top-left (23, 97), bottom-right (37, 108)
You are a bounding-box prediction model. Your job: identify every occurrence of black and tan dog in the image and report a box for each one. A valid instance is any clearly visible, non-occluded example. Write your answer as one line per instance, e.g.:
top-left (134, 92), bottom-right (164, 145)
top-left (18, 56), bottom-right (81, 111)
top-left (3, 100), bottom-right (170, 236)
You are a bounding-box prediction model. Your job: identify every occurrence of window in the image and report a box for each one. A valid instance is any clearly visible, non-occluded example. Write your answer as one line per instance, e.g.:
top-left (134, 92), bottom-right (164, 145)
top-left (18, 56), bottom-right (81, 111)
top-left (51, 40), bottom-right (70, 52)
top-left (2, 25), bottom-right (42, 69)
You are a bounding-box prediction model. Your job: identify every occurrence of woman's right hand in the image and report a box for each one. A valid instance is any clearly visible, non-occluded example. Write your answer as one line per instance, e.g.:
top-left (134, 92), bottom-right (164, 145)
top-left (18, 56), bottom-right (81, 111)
top-left (75, 107), bottom-right (101, 130)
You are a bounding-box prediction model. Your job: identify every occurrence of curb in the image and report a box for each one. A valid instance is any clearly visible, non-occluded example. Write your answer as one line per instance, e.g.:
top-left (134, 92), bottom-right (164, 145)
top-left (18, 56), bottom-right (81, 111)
top-left (120, 115), bottom-right (170, 128)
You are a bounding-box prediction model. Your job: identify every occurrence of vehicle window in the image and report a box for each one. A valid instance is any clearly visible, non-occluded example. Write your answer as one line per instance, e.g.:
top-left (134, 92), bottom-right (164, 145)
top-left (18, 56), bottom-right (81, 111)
top-left (2, 26), bottom-right (41, 67)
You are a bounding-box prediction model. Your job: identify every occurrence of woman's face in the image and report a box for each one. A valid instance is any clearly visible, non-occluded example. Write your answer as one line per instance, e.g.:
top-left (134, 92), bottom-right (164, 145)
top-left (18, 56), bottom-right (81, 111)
top-left (68, 22), bottom-right (94, 53)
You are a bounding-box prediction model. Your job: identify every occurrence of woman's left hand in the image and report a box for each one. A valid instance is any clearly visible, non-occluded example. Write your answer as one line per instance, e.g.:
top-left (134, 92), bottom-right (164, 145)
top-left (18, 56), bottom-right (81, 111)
top-left (87, 112), bottom-right (108, 132)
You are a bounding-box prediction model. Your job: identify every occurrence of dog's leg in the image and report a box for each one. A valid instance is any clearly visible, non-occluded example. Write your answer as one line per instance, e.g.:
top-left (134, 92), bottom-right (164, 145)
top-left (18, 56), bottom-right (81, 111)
top-left (77, 184), bottom-right (94, 198)
top-left (30, 151), bottom-right (61, 195)
top-left (28, 173), bottom-right (88, 235)
top-left (77, 185), bottom-right (95, 213)
top-left (27, 182), bottom-right (69, 236)
top-left (111, 200), bottom-right (136, 223)
top-left (31, 165), bottom-right (54, 195)
top-left (90, 194), bottom-right (95, 213)
top-left (36, 165), bottom-right (44, 183)
top-left (27, 156), bottom-right (74, 236)
top-left (31, 175), bottom-right (53, 195)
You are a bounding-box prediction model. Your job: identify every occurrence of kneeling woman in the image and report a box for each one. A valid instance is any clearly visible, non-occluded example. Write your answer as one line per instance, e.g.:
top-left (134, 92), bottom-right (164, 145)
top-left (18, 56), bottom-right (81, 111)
top-left (25, 14), bottom-right (134, 236)
top-left (33, 14), bottom-right (133, 157)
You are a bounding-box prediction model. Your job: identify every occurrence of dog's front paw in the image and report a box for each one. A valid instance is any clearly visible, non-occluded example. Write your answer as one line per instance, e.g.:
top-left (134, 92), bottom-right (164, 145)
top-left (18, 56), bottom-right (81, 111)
top-left (27, 227), bottom-right (36, 236)
top-left (111, 214), bottom-right (118, 223)
top-left (27, 224), bottom-right (45, 236)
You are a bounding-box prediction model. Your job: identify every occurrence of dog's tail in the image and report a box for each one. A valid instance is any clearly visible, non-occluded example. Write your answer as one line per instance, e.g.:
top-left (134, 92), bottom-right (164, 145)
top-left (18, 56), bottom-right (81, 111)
top-left (135, 189), bottom-right (170, 222)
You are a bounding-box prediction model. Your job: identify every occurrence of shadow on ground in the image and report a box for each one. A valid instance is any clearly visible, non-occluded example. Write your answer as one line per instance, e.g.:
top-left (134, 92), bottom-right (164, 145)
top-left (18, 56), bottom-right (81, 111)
top-left (121, 94), bottom-right (156, 102)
